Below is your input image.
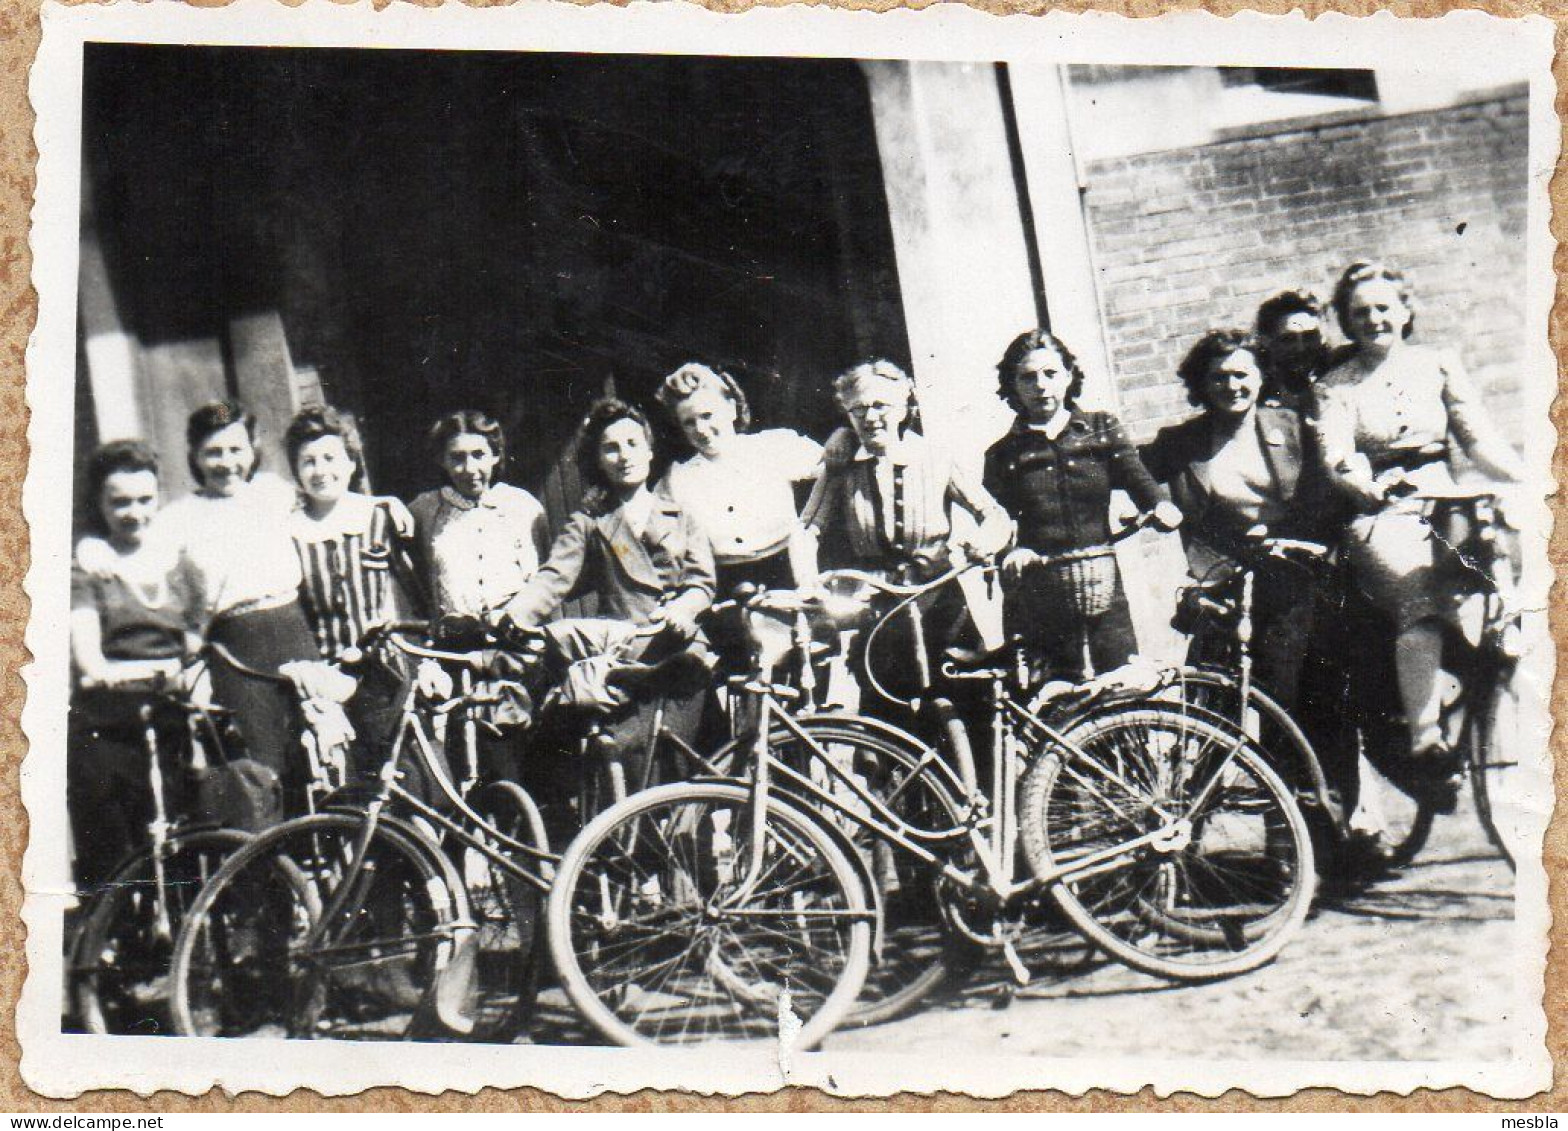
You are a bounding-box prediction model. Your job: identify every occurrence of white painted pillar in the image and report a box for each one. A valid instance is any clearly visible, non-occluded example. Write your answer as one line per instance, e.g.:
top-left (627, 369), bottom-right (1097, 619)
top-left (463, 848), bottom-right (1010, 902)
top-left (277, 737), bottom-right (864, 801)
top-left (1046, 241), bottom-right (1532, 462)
top-left (1009, 64), bottom-right (1187, 662)
top-left (78, 233), bottom-right (142, 442)
top-left (1004, 63), bottom-right (1117, 408)
top-left (860, 60), bottom-right (1036, 464)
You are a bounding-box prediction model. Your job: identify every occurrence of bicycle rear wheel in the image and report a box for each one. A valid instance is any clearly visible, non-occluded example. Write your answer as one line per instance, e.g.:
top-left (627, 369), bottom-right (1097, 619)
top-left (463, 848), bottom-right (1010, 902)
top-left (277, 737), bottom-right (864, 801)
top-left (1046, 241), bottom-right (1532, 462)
top-left (170, 813), bottom-right (466, 1039)
top-left (71, 827), bottom-right (251, 1035)
top-left (706, 718), bottom-right (979, 1027)
top-left (546, 781), bottom-right (871, 1048)
top-left (1469, 661), bottom-right (1524, 871)
top-left (1021, 707), bottom-right (1315, 981)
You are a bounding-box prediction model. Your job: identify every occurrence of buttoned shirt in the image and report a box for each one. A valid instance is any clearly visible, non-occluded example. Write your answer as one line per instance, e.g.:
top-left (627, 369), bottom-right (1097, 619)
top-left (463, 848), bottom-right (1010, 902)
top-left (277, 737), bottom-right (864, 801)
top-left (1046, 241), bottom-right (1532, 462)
top-left (804, 432), bottom-right (1011, 580)
top-left (983, 410), bottom-right (1167, 555)
top-left (1314, 345), bottom-right (1524, 499)
top-left (663, 430), bottom-right (822, 564)
top-left (409, 483), bottom-right (548, 620)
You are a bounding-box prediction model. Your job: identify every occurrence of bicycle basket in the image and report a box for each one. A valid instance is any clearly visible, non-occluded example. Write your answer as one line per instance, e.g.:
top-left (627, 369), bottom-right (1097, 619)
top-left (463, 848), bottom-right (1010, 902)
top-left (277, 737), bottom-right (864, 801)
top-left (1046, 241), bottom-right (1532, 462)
top-left (1034, 548), bottom-right (1119, 622)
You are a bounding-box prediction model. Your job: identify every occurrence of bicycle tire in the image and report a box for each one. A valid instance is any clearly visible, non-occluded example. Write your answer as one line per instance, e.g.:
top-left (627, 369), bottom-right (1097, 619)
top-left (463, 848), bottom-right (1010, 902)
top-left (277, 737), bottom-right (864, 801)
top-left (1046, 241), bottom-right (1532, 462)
top-left (1020, 707), bottom-right (1315, 981)
top-left (169, 812), bottom-right (467, 1040)
top-left (460, 781), bottom-right (546, 1041)
top-left (546, 780), bottom-right (872, 1049)
top-left (71, 827), bottom-right (251, 1035)
top-left (705, 718), bottom-right (979, 1027)
top-left (1469, 660), bottom-right (1523, 872)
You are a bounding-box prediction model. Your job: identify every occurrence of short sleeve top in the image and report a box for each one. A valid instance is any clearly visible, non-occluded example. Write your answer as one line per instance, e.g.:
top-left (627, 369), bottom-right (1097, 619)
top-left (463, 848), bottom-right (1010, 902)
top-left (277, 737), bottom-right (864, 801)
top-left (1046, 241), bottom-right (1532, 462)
top-left (662, 429), bottom-right (822, 564)
top-left (160, 473), bottom-right (304, 626)
top-left (70, 536), bottom-right (193, 661)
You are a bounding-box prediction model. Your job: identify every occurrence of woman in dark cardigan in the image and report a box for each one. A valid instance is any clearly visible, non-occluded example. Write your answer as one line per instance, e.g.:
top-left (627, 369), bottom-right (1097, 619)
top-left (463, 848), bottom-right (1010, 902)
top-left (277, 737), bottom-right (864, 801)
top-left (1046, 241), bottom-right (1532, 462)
top-left (1142, 329), bottom-right (1342, 708)
top-left (983, 329), bottom-right (1180, 679)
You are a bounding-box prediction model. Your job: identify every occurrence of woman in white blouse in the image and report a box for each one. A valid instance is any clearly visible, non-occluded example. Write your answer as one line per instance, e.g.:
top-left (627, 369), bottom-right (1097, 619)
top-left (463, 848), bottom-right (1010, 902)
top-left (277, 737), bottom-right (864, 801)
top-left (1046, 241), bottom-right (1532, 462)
top-left (655, 363), bottom-right (822, 598)
top-left (160, 401), bottom-right (321, 795)
top-left (408, 410), bottom-right (548, 626)
top-left (1315, 261), bottom-right (1524, 805)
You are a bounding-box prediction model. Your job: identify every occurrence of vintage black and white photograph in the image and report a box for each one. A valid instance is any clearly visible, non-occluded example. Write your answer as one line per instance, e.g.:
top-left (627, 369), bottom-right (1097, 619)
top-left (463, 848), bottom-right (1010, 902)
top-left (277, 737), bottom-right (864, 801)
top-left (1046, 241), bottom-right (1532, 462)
top-left (19, 1), bottom-right (1556, 1099)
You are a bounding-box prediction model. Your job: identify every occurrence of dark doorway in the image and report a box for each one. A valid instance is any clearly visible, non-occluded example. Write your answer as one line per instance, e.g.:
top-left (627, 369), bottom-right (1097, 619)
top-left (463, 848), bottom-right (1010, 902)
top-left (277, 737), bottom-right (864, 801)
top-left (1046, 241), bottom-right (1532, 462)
top-left (82, 44), bottom-right (910, 503)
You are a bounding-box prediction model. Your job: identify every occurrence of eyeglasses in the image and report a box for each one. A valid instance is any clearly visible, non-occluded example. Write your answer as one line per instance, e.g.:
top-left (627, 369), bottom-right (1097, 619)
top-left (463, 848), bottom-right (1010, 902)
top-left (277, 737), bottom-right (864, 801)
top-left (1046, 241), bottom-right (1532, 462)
top-left (846, 401), bottom-right (900, 420)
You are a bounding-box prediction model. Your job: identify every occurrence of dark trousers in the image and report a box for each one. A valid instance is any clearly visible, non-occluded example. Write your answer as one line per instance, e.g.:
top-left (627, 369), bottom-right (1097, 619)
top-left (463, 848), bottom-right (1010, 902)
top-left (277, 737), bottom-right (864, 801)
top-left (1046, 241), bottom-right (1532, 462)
top-left (1007, 571), bottom-right (1138, 680)
top-left (66, 692), bottom-right (181, 893)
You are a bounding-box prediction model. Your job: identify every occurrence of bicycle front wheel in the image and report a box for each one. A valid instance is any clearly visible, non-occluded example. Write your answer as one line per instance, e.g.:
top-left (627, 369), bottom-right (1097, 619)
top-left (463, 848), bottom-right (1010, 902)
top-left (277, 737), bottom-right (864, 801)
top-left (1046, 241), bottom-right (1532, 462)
top-left (546, 781), bottom-right (872, 1049)
top-left (707, 718), bottom-right (978, 1027)
top-left (170, 812), bottom-right (465, 1039)
top-left (71, 827), bottom-right (251, 1035)
top-left (460, 781), bottom-right (547, 1042)
top-left (1021, 707), bottom-right (1315, 981)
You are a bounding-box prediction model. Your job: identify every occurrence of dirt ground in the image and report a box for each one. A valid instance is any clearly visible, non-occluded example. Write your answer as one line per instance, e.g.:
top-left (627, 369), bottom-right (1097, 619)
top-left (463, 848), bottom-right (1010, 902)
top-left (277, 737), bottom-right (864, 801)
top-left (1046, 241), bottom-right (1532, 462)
top-left (527, 780), bottom-right (1526, 1061)
top-left (825, 786), bottom-right (1524, 1063)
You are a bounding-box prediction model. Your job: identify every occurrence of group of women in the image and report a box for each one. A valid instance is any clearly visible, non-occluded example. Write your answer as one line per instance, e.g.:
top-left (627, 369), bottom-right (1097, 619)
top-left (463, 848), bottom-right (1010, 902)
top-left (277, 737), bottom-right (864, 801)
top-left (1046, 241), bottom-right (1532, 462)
top-left (67, 258), bottom-right (1523, 892)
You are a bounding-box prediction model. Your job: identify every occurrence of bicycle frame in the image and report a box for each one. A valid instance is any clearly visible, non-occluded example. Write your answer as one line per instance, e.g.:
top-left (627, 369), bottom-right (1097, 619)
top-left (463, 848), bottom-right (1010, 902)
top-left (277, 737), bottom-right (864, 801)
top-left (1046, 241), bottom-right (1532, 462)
top-left (721, 653), bottom-right (1254, 911)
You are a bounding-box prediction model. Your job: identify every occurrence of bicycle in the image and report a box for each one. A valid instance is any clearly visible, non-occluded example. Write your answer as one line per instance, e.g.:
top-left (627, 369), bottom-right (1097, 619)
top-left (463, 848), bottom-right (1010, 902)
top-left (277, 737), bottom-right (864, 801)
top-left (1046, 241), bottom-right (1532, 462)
top-left (167, 623), bottom-right (557, 1041)
top-left (67, 682), bottom-right (248, 1035)
top-left (1149, 533), bottom-right (1351, 852)
top-left (1340, 487), bottom-right (1528, 870)
top-left (68, 644), bottom-right (349, 1036)
top-left (547, 560), bottom-right (1317, 1049)
top-left (166, 617), bottom-right (716, 1042)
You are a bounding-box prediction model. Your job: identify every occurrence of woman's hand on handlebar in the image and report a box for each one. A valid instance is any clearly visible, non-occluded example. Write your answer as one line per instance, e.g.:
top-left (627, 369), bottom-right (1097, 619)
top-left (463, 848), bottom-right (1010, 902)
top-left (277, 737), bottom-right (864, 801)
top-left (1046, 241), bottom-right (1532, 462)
top-left (1001, 547), bottom-right (1041, 582)
top-left (649, 605), bottom-right (701, 645)
top-left (1150, 500), bottom-right (1184, 533)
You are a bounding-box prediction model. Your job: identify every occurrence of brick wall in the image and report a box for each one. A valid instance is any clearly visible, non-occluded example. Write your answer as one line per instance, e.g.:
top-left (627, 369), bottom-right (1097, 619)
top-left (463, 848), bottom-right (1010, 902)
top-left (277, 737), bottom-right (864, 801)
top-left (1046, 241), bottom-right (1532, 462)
top-left (1082, 89), bottom-right (1531, 440)
top-left (1078, 89), bottom-right (1531, 661)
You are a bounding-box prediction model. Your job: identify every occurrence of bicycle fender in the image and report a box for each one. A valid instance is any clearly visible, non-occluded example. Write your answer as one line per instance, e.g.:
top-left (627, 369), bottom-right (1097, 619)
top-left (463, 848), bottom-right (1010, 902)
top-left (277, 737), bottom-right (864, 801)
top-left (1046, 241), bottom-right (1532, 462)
top-left (368, 812), bottom-right (482, 1035)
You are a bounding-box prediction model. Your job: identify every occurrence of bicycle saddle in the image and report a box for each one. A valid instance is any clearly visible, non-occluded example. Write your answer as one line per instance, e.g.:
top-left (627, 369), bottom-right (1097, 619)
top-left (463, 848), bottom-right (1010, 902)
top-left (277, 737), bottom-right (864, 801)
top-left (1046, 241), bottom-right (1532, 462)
top-left (941, 639), bottom-right (1019, 673)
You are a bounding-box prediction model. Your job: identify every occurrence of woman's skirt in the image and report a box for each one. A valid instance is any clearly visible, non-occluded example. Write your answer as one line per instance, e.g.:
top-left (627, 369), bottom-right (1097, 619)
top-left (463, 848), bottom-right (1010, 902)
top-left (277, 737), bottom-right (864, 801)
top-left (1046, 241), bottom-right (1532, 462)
top-left (207, 599), bottom-right (320, 796)
top-left (1343, 506), bottom-right (1444, 633)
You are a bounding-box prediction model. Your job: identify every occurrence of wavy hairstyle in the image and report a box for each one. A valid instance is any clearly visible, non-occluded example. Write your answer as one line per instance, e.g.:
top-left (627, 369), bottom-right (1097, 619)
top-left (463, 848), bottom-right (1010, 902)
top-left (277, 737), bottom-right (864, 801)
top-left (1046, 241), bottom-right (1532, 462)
top-left (185, 400), bottom-right (259, 487)
top-left (1331, 261), bottom-right (1417, 343)
top-left (994, 329), bottom-right (1087, 413)
top-left (575, 397), bottom-right (656, 511)
top-left (1177, 329), bottom-right (1264, 408)
top-left (1255, 290), bottom-right (1324, 339)
top-left (427, 409), bottom-right (506, 478)
top-left (285, 404), bottom-right (366, 490)
top-left (87, 439), bottom-right (160, 534)
top-left (655, 362), bottom-right (752, 434)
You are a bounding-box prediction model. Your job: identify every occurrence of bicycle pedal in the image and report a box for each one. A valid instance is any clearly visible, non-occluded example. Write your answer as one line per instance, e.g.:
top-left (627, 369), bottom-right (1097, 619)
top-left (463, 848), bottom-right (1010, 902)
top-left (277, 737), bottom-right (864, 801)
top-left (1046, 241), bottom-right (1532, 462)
top-left (1001, 939), bottom-right (1031, 988)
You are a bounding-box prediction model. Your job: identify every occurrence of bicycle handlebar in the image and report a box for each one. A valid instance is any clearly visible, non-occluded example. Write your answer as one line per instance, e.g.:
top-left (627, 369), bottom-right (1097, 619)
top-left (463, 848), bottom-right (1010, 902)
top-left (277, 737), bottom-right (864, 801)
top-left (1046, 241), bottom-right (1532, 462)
top-left (205, 641), bottom-right (294, 686)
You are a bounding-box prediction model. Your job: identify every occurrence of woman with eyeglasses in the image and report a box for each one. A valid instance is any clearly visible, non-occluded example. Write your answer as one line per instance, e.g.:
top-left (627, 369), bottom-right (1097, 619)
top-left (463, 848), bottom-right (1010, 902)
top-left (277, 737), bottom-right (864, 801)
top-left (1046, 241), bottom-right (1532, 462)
top-left (802, 359), bottom-right (1012, 713)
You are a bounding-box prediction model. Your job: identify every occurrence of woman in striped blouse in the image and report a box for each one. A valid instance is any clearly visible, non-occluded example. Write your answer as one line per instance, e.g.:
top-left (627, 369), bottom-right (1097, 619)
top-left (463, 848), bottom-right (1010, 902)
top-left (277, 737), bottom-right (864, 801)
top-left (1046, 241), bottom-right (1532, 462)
top-left (286, 405), bottom-right (419, 661)
top-left (803, 359), bottom-right (1013, 715)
